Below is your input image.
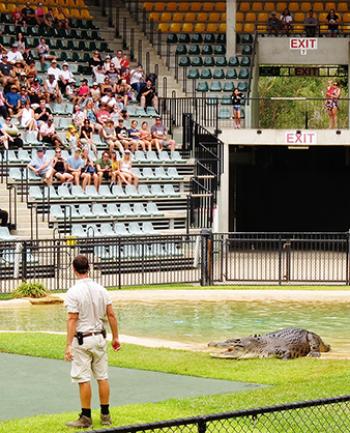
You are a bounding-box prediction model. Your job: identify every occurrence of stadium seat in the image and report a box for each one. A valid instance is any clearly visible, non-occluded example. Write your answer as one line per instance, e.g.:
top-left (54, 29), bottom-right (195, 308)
top-left (106, 203), bottom-right (119, 217)
top-left (92, 204), bottom-right (106, 217)
top-left (133, 203), bottom-right (148, 216)
top-left (147, 202), bottom-right (162, 216)
top-left (120, 203), bottom-right (134, 217)
top-left (187, 68), bottom-right (200, 79)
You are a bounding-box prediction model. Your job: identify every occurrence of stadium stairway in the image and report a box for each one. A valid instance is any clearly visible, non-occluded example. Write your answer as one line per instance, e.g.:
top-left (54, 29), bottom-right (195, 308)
top-left (0, 182), bottom-right (54, 240)
top-left (86, 0), bottom-right (187, 98)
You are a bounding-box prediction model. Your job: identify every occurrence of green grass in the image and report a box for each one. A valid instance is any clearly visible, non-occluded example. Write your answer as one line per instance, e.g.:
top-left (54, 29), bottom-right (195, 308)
top-left (0, 332), bottom-right (350, 433)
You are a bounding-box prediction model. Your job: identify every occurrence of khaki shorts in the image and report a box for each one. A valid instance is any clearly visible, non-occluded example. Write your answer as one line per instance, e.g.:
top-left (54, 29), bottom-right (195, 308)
top-left (71, 334), bottom-right (108, 383)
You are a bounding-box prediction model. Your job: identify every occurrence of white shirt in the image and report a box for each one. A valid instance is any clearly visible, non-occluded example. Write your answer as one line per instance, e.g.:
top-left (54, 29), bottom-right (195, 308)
top-left (7, 50), bottom-right (23, 63)
top-left (65, 278), bottom-right (112, 333)
top-left (111, 56), bottom-right (121, 70)
top-left (47, 66), bottom-right (61, 81)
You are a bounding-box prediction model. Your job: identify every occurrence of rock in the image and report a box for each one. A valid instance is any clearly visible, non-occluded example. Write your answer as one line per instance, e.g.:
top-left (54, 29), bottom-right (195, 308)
top-left (29, 296), bottom-right (64, 305)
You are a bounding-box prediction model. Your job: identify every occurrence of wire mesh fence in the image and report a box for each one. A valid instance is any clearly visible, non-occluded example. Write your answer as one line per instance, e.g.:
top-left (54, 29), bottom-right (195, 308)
top-left (86, 395), bottom-right (350, 433)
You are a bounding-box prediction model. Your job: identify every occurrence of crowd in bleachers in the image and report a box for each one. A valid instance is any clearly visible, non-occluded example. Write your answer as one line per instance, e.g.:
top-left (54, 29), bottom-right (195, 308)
top-left (0, 2), bottom-right (180, 197)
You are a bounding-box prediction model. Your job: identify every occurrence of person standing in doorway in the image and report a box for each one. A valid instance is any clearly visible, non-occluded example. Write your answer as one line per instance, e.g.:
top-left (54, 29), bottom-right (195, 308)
top-left (64, 255), bottom-right (121, 429)
top-left (325, 81), bottom-right (341, 129)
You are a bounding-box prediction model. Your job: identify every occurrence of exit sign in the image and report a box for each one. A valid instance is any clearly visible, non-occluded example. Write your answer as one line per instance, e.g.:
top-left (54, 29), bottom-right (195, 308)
top-left (289, 38), bottom-right (318, 55)
top-left (285, 131), bottom-right (317, 145)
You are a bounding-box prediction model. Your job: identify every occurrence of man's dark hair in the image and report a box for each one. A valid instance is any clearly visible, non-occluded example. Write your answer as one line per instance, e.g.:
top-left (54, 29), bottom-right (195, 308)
top-left (73, 255), bottom-right (90, 275)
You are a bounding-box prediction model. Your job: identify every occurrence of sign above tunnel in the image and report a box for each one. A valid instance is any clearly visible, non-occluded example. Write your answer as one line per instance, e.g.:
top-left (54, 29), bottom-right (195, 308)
top-left (285, 131), bottom-right (317, 145)
top-left (289, 38), bottom-right (318, 55)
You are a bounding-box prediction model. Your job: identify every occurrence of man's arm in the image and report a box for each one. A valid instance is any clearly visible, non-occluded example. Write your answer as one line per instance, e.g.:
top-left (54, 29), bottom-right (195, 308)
top-left (65, 312), bottom-right (79, 361)
top-left (106, 304), bottom-right (120, 351)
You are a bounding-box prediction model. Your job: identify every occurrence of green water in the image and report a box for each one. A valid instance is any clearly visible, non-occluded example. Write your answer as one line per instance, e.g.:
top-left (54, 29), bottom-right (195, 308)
top-left (0, 301), bottom-right (349, 353)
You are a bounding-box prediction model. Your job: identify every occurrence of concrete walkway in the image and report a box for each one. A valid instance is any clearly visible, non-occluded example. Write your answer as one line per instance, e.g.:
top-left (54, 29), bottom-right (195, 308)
top-left (0, 353), bottom-right (260, 420)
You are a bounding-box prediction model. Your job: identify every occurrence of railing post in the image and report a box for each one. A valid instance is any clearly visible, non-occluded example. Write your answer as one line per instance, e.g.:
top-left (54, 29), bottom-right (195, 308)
top-left (115, 5), bottom-right (120, 37)
top-left (21, 240), bottom-right (28, 282)
top-left (182, 112), bottom-right (193, 151)
top-left (200, 229), bottom-right (213, 286)
top-left (198, 418), bottom-right (207, 433)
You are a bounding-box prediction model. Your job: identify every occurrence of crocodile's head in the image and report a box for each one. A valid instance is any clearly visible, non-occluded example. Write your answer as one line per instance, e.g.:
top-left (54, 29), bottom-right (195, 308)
top-left (209, 336), bottom-right (267, 359)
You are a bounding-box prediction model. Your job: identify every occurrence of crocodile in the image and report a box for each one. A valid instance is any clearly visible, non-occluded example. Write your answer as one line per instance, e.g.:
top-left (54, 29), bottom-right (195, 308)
top-left (208, 328), bottom-right (331, 360)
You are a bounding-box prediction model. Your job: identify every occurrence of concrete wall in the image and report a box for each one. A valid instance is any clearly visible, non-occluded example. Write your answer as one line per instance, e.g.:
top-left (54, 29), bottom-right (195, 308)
top-left (258, 37), bottom-right (349, 65)
top-left (219, 128), bottom-right (350, 146)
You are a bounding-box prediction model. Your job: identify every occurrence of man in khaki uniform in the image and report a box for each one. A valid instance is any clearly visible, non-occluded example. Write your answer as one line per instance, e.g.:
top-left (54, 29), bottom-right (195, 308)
top-left (64, 255), bottom-right (120, 429)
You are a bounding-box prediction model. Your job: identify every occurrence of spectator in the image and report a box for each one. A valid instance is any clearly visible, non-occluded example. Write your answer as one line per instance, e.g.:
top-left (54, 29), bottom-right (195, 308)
top-left (267, 11), bottom-right (281, 36)
top-left (27, 147), bottom-right (53, 185)
top-left (0, 89), bottom-right (8, 118)
top-left (139, 121), bottom-right (153, 151)
top-left (19, 99), bottom-right (37, 131)
top-left (66, 124), bottom-right (80, 151)
top-left (59, 62), bottom-right (75, 94)
top-left (280, 8), bottom-right (293, 35)
top-left (76, 78), bottom-right (90, 105)
top-left (108, 64), bottom-right (119, 84)
top-left (101, 89), bottom-right (118, 112)
top-left (103, 55), bottom-right (112, 72)
top-left (67, 148), bottom-right (85, 185)
top-left (304, 10), bottom-right (319, 37)
top-left (80, 119), bottom-right (97, 156)
top-left (51, 147), bottom-right (74, 184)
top-left (120, 53), bottom-right (130, 70)
top-left (72, 105), bottom-right (86, 129)
top-left (150, 117), bottom-right (176, 152)
top-left (24, 59), bottom-right (37, 81)
top-left (44, 8), bottom-right (55, 27)
top-left (110, 151), bottom-right (121, 186)
top-left (21, 2), bottom-right (35, 25)
top-left (119, 150), bottom-right (139, 186)
top-left (15, 33), bottom-right (26, 54)
top-left (29, 78), bottom-right (44, 104)
top-left (38, 115), bottom-right (62, 147)
top-left (100, 76), bottom-right (114, 96)
top-left (128, 119), bottom-right (146, 151)
top-left (95, 102), bottom-right (111, 125)
top-left (2, 116), bottom-right (23, 147)
top-left (44, 74), bottom-right (62, 103)
top-left (7, 43), bottom-right (24, 65)
top-left (130, 64), bottom-right (145, 94)
top-left (81, 148), bottom-right (99, 191)
top-left (96, 150), bottom-right (112, 187)
top-left (37, 37), bottom-right (55, 70)
top-left (111, 50), bottom-right (123, 71)
top-left (93, 64), bottom-right (105, 84)
top-left (0, 55), bottom-right (15, 86)
top-left (90, 82), bottom-right (101, 102)
top-left (325, 81), bottom-right (341, 129)
top-left (115, 79), bottom-right (131, 107)
top-left (327, 9), bottom-right (339, 36)
top-left (35, 99), bottom-right (52, 125)
top-left (5, 85), bottom-right (21, 115)
top-left (101, 119), bottom-right (123, 154)
top-left (0, 208), bottom-right (8, 226)
top-left (12, 8), bottom-right (24, 26)
top-left (84, 99), bottom-right (101, 132)
top-left (89, 50), bottom-right (103, 72)
top-left (115, 118), bottom-right (134, 151)
top-left (139, 79), bottom-right (158, 114)
top-left (23, 49), bottom-right (35, 67)
top-left (35, 2), bottom-right (46, 26)
top-left (47, 60), bottom-right (61, 82)
top-left (231, 87), bottom-right (244, 129)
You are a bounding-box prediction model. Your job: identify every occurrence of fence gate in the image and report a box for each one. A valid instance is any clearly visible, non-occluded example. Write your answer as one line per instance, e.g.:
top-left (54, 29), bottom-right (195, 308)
top-left (220, 233), bottom-right (350, 285)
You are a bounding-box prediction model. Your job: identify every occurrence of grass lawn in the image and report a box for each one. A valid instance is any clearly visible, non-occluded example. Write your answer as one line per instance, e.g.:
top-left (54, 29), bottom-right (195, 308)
top-left (0, 332), bottom-right (349, 433)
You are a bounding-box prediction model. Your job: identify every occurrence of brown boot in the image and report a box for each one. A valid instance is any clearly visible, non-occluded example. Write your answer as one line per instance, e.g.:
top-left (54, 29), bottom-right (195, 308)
top-left (66, 414), bottom-right (92, 428)
top-left (101, 413), bottom-right (112, 426)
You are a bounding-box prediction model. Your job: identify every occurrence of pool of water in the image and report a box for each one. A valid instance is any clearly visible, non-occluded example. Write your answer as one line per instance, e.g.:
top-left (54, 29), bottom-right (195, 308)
top-left (0, 300), bottom-right (349, 353)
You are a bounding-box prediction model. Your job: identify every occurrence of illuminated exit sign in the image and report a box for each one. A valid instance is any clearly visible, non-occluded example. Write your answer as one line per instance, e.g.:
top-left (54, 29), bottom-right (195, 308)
top-left (285, 131), bottom-right (317, 145)
top-left (289, 38), bottom-right (318, 55)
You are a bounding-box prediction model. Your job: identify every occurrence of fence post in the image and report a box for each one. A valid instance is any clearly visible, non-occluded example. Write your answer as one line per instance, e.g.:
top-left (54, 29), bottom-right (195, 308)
top-left (346, 230), bottom-right (350, 285)
top-left (182, 112), bottom-right (193, 150)
top-left (198, 419), bottom-right (207, 433)
top-left (21, 240), bottom-right (28, 282)
top-left (200, 229), bottom-right (213, 286)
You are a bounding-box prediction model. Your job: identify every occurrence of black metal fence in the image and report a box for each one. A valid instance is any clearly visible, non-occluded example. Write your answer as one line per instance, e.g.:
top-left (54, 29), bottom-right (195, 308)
top-left (2, 231), bottom-right (350, 292)
top-left (87, 395), bottom-right (350, 433)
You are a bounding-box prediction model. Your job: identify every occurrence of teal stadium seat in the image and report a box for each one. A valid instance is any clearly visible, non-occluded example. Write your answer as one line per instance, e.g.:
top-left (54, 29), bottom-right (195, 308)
top-left (213, 68), bottom-right (225, 79)
top-left (202, 45), bottom-right (213, 55)
top-left (196, 81), bottom-right (209, 92)
top-left (191, 56), bottom-right (203, 67)
top-left (226, 69), bottom-right (237, 79)
top-left (187, 68), bottom-right (200, 79)
top-left (188, 45), bottom-right (200, 55)
top-left (200, 68), bottom-right (212, 79)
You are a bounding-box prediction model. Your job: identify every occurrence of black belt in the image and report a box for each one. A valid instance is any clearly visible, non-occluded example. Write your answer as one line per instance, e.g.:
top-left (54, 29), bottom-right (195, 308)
top-left (76, 331), bottom-right (104, 338)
